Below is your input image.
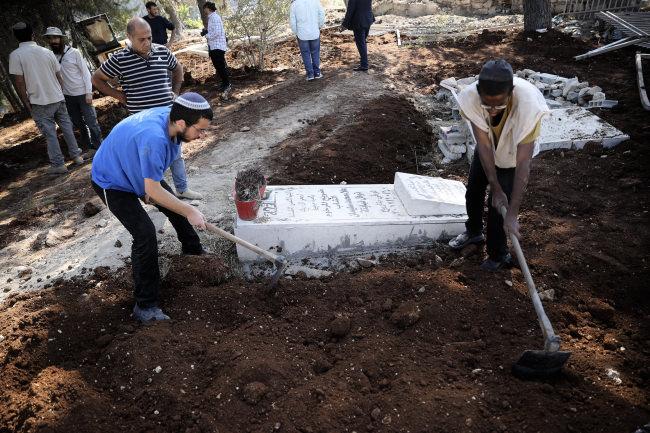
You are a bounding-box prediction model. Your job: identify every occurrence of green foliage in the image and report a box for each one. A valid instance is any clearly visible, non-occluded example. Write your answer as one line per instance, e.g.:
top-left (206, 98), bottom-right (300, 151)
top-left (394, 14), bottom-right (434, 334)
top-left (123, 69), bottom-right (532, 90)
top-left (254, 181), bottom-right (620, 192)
top-left (178, 3), bottom-right (203, 29)
top-left (225, 0), bottom-right (291, 71)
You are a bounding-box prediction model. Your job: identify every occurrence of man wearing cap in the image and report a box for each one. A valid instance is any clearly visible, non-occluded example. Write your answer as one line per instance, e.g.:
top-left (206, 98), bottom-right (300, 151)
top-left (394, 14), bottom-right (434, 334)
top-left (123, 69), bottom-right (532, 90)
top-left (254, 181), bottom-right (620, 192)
top-left (448, 59), bottom-right (549, 271)
top-left (91, 92), bottom-right (213, 323)
top-left (44, 27), bottom-right (103, 158)
top-left (9, 22), bottom-right (83, 174)
top-left (92, 17), bottom-right (203, 201)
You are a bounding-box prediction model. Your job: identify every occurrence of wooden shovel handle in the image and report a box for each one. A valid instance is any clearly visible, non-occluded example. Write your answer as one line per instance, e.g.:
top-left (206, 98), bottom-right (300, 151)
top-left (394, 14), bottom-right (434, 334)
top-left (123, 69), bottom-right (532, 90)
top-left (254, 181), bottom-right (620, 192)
top-left (205, 222), bottom-right (282, 265)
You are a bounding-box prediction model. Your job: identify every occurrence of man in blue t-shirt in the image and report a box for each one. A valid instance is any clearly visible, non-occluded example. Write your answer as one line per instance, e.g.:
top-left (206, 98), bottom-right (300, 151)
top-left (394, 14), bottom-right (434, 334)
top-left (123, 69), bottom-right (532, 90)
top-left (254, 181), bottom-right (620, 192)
top-left (91, 92), bottom-right (212, 323)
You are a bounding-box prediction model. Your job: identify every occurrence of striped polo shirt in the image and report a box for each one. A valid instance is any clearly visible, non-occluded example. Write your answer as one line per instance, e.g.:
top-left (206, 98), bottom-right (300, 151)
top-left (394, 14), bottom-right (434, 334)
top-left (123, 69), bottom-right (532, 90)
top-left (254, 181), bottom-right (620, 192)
top-left (99, 43), bottom-right (178, 113)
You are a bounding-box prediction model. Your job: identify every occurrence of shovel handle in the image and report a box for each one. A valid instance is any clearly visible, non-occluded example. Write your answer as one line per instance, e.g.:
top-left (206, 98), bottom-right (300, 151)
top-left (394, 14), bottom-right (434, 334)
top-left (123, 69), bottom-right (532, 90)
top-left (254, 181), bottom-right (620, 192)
top-left (500, 206), bottom-right (561, 352)
top-left (205, 222), bottom-right (283, 265)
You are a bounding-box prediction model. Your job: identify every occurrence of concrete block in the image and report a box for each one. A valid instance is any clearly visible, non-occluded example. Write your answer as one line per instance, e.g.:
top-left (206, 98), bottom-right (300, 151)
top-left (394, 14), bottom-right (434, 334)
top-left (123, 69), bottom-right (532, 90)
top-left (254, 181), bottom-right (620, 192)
top-left (562, 77), bottom-right (579, 97)
top-left (437, 139), bottom-right (463, 160)
top-left (394, 172), bottom-right (466, 216)
top-left (537, 107), bottom-right (629, 152)
top-left (535, 72), bottom-right (568, 84)
top-left (233, 183), bottom-right (467, 262)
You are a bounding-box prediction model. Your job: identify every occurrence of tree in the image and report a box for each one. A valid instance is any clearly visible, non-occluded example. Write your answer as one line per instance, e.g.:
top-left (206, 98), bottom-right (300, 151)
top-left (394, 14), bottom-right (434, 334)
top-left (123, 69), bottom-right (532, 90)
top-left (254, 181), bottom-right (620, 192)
top-left (160, 0), bottom-right (184, 41)
top-left (225, 0), bottom-right (290, 71)
top-left (523, 0), bottom-right (551, 32)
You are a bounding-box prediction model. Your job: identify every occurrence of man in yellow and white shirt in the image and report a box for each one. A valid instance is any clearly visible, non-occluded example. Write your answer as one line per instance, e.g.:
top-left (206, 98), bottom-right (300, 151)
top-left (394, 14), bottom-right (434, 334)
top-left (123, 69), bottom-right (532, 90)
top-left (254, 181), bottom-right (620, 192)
top-left (449, 59), bottom-right (549, 271)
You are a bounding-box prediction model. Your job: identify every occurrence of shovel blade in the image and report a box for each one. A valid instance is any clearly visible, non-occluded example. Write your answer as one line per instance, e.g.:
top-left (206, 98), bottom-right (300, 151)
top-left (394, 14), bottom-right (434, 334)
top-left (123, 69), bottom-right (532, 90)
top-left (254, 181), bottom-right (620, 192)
top-left (512, 350), bottom-right (571, 380)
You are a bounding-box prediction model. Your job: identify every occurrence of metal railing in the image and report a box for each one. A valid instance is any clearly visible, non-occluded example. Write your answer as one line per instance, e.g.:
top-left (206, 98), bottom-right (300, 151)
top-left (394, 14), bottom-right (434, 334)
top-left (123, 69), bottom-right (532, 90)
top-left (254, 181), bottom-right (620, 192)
top-left (560, 0), bottom-right (641, 19)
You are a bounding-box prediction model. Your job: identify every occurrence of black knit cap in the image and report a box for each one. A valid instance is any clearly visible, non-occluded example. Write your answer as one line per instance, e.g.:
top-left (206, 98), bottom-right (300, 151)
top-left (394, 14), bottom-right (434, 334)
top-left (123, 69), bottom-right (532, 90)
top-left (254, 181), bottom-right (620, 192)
top-left (479, 59), bottom-right (513, 83)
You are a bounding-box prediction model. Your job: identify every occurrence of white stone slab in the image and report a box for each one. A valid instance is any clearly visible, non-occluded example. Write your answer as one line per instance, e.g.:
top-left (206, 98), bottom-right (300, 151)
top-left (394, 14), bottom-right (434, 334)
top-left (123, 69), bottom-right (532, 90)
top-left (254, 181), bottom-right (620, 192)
top-left (538, 107), bottom-right (629, 152)
top-left (234, 183), bottom-right (466, 262)
top-left (393, 172), bottom-right (466, 216)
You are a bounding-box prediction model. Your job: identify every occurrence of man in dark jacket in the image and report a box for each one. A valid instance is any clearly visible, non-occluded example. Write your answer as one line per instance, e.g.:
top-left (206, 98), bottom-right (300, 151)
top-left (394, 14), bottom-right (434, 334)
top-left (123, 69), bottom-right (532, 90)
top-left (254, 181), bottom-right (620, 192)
top-left (143, 1), bottom-right (175, 47)
top-left (341, 0), bottom-right (375, 71)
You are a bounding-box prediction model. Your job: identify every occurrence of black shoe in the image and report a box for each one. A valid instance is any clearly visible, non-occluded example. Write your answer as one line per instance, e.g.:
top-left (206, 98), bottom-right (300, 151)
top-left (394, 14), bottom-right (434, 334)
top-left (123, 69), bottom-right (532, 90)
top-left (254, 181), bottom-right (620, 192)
top-left (353, 66), bottom-right (368, 72)
top-left (480, 253), bottom-right (515, 272)
top-left (448, 232), bottom-right (485, 250)
top-left (182, 247), bottom-right (206, 256)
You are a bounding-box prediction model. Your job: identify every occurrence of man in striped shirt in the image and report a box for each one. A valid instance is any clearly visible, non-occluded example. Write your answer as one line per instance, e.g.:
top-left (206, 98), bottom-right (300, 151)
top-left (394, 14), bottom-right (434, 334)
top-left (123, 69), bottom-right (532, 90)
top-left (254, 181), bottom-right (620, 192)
top-left (91, 17), bottom-right (203, 200)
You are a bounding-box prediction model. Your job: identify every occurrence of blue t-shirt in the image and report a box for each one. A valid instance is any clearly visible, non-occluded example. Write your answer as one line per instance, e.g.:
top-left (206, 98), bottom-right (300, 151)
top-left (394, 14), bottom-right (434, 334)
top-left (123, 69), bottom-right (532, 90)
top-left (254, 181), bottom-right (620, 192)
top-left (91, 106), bottom-right (180, 197)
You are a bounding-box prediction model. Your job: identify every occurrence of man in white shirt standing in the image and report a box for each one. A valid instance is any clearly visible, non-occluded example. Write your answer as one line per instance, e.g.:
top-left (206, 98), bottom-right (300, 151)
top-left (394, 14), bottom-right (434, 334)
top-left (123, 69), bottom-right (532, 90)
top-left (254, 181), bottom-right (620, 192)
top-left (202, 2), bottom-right (231, 97)
top-left (44, 27), bottom-right (103, 158)
top-left (9, 22), bottom-right (83, 175)
top-left (290, 0), bottom-right (325, 81)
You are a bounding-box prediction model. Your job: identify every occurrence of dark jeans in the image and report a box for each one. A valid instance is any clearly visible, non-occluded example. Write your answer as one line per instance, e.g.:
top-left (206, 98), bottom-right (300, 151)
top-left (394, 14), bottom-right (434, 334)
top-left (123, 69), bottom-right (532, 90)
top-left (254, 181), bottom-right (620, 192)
top-left (353, 27), bottom-right (370, 69)
top-left (64, 94), bottom-right (103, 150)
top-left (208, 49), bottom-right (230, 89)
top-left (91, 179), bottom-right (202, 308)
top-left (465, 149), bottom-right (516, 261)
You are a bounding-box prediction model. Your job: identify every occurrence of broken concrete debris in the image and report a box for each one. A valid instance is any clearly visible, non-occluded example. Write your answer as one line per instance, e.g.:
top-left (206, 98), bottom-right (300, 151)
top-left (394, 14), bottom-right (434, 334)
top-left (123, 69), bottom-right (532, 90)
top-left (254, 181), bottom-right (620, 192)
top-left (435, 69), bottom-right (627, 164)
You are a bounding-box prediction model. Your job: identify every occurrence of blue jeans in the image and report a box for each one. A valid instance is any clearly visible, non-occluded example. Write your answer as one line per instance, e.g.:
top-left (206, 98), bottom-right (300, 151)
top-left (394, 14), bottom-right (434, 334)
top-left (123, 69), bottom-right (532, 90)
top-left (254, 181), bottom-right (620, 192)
top-left (64, 94), bottom-right (103, 150)
top-left (170, 156), bottom-right (187, 193)
top-left (353, 27), bottom-right (370, 69)
top-left (31, 101), bottom-right (82, 167)
top-left (297, 38), bottom-right (320, 78)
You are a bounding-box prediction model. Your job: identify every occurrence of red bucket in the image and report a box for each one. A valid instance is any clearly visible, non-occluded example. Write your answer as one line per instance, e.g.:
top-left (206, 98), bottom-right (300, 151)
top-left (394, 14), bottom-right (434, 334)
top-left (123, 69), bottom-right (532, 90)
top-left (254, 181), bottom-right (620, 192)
top-left (235, 198), bottom-right (259, 220)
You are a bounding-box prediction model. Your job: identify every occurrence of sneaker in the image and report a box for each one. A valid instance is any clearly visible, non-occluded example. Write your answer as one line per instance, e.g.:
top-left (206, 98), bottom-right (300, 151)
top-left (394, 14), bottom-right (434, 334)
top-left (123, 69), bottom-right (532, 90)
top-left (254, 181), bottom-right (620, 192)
top-left (47, 165), bottom-right (68, 175)
top-left (73, 155), bottom-right (84, 165)
top-left (306, 76), bottom-right (315, 81)
top-left (221, 83), bottom-right (232, 97)
top-left (83, 149), bottom-right (97, 159)
top-left (176, 189), bottom-right (203, 200)
top-left (448, 232), bottom-right (485, 250)
top-left (133, 304), bottom-right (170, 323)
top-left (314, 72), bottom-right (323, 79)
top-left (480, 253), bottom-right (515, 272)
top-left (353, 65), bottom-right (369, 72)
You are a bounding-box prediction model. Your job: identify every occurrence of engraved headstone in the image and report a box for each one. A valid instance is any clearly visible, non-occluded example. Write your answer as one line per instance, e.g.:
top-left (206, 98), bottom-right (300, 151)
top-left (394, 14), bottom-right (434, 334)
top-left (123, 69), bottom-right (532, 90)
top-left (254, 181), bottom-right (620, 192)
top-left (393, 172), bottom-right (466, 216)
top-left (234, 183), bottom-right (466, 262)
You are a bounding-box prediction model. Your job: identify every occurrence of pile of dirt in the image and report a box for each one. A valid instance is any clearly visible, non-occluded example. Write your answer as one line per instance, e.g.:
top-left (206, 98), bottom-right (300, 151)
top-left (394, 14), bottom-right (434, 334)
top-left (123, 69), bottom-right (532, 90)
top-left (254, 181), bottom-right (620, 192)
top-left (268, 95), bottom-right (433, 185)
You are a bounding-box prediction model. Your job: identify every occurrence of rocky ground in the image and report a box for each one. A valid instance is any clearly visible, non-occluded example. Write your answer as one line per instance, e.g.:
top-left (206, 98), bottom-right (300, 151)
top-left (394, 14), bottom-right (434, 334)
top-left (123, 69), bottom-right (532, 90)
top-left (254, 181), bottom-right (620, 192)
top-left (0, 25), bottom-right (649, 433)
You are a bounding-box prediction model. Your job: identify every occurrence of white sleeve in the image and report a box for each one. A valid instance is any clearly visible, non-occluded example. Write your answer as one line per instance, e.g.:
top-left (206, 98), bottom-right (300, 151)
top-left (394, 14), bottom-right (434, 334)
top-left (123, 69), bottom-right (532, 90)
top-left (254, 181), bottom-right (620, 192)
top-left (76, 50), bottom-right (93, 94)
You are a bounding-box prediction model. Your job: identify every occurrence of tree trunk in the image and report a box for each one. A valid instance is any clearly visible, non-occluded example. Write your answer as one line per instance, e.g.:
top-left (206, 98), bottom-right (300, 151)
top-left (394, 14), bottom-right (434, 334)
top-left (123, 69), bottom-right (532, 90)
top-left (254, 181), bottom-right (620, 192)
top-left (162, 1), bottom-right (184, 40)
top-left (197, 0), bottom-right (208, 27)
top-left (523, 0), bottom-right (551, 32)
top-left (0, 60), bottom-right (24, 113)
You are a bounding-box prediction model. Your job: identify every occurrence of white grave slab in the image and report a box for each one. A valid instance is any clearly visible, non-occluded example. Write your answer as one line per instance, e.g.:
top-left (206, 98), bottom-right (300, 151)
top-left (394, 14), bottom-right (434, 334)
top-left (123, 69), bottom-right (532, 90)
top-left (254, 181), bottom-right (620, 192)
top-left (234, 180), bottom-right (466, 262)
top-left (538, 107), bottom-right (629, 152)
top-left (394, 172), bottom-right (466, 216)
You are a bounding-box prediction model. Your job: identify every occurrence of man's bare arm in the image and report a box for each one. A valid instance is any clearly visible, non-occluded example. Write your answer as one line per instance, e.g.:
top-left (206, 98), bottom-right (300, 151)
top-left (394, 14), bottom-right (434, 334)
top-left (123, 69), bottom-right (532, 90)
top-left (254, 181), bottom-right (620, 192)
top-left (91, 68), bottom-right (126, 105)
top-left (170, 63), bottom-right (183, 95)
top-left (12, 74), bottom-right (31, 112)
top-left (144, 178), bottom-right (206, 229)
top-left (503, 141), bottom-right (535, 239)
top-left (471, 123), bottom-right (508, 210)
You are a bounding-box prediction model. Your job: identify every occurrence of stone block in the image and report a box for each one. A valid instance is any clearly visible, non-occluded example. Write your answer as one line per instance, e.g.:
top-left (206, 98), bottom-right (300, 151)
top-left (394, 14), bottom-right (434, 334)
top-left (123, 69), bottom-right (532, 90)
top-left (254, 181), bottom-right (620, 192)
top-left (394, 172), bottom-right (466, 216)
top-left (437, 139), bottom-right (463, 160)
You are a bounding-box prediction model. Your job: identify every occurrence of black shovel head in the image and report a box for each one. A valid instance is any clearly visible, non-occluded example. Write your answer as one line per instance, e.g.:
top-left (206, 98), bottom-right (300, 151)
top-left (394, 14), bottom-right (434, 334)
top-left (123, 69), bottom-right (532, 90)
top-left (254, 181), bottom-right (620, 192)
top-left (512, 350), bottom-right (571, 380)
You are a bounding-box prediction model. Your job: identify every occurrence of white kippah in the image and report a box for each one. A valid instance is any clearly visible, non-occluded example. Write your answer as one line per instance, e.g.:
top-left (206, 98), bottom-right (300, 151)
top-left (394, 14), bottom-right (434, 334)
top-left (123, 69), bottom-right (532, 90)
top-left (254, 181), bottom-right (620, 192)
top-left (174, 92), bottom-right (211, 110)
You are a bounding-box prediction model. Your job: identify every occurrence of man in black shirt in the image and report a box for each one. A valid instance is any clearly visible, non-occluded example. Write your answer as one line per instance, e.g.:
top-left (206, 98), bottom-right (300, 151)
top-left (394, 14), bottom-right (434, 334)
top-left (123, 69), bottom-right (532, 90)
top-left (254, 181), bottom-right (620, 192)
top-left (143, 1), bottom-right (175, 47)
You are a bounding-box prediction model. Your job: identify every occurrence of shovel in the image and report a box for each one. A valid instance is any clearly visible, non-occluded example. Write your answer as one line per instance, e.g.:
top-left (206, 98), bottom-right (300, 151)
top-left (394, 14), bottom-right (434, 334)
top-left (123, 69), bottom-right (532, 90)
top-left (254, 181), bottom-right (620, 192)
top-left (500, 206), bottom-right (571, 380)
top-left (205, 222), bottom-right (287, 291)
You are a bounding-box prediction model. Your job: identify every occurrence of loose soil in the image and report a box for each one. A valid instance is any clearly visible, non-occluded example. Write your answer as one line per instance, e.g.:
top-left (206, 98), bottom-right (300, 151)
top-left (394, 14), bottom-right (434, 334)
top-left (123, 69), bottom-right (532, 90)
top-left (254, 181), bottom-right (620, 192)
top-left (1, 27), bottom-right (649, 433)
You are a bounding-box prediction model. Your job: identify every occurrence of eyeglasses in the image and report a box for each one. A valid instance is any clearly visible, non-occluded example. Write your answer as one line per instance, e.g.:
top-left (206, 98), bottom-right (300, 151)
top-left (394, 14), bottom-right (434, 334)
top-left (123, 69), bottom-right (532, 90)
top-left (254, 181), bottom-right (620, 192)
top-left (480, 97), bottom-right (510, 111)
top-left (188, 125), bottom-right (207, 136)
